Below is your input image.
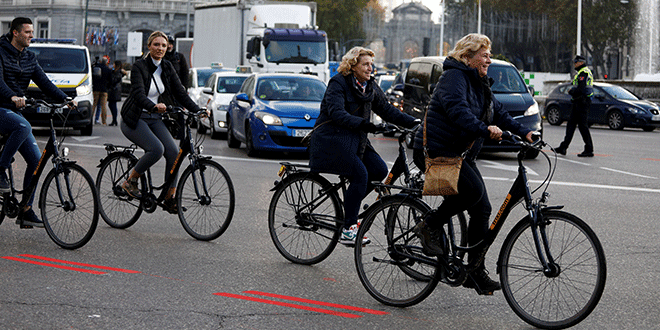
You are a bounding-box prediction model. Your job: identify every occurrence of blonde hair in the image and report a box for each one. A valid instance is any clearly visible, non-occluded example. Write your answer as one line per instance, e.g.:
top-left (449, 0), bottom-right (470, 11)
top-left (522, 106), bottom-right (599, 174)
top-left (447, 33), bottom-right (491, 65)
top-left (337, 46), bottom-right (375, 76)
top-left (144, 31), bottom-right (168, 59)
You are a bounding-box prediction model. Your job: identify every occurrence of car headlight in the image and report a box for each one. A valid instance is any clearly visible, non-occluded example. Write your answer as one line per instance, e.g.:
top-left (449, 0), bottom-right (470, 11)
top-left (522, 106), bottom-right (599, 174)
top-left (524, 102), bottom-right (540, 116)
top-left (255, 111), bottom-right (283, 125)
top-left (215, 104), bottom-right (228, 112)
top-left (627, 107), bottom-right (645, 114)
top-left (76, 77), bottom-right (92, 96)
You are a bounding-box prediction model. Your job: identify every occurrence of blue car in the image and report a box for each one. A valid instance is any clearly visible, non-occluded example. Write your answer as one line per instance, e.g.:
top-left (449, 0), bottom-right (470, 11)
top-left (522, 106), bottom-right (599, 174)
top-left (226, 73), bottom-right (326, 156)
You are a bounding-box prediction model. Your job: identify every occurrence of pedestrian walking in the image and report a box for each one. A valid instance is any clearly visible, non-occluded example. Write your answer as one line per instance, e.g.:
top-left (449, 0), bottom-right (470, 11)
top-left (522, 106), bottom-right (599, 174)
top-left (107, 60), bottom-right (126, 126)
top-left (92, 56), bottom-right (112, 125)
top-left (555, 55), bottom-right (594, 157)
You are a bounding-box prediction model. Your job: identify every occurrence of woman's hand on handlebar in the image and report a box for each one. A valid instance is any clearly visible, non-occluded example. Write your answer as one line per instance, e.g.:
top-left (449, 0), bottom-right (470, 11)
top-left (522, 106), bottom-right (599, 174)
top-left (488, 125), bottom-right (503, 140)
top-left (153, 103), bottom-right (168, 113)
top-left (525, 131), bottom-right (537, 143)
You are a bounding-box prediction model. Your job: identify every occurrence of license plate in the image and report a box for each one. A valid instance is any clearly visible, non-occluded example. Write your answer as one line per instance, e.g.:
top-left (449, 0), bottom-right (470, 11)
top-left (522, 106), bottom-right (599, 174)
top-left (652, 115), bottom-right (660, 121)
top-left (293, 129), bottom-right (312, 137)
top-left (37, 106), bottom-right (64, 114)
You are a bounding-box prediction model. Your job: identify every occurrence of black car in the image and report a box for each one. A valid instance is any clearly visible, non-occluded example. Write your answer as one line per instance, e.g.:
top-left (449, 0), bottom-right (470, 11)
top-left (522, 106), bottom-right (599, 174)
top-left (544, 82), bottom-right (660, 131)
top-left (402, 56), bottom-right (542, 158)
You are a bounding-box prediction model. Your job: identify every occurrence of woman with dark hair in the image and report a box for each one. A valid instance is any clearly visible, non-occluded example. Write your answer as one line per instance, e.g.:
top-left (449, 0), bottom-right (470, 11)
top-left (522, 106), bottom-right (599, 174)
top-left (107, 60), bottom-right (125, 126)
top-left (413, 33), bottom-right (536, 295)
top-left (120, 31), bottom-right (201, 213)
top-left (308, 46), bottom-right (420, 245)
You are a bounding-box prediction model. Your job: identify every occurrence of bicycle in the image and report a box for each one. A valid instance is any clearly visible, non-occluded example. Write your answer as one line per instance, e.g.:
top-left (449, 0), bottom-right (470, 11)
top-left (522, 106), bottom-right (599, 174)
top-left (354, 132), bottom-right (606, 329)
top-left (95, 106), bottom-right (235, 241)
top-left (0, 98), bottom-right (99, 249)
top-left (267, 124), bottom-right (467, 265)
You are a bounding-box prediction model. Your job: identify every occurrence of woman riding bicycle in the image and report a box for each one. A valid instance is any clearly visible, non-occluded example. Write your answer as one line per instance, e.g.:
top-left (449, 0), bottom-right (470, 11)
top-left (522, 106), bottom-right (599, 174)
top-left (413, 34), bottom-right (535, 295)
top-left (308, 46), bottom-right (419, 245)
top-left (120, 31), bottom-right (201, 213)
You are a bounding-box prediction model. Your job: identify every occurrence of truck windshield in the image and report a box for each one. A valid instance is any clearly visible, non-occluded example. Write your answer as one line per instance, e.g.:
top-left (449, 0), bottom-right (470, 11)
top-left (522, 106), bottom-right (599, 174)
top-left (265, 40), bottom-right (326, 64)
top-left (29, 47), bottom-right (89, 74)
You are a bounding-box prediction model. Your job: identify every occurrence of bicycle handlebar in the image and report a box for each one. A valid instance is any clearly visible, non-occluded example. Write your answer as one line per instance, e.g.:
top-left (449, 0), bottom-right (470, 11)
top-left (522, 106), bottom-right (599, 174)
top-left (500, 131), bottom-right (544, 149)
top-left (165, 105), bottom-right (208, 118)
top-left (25, 97), bottom-right (75, 111)
top-left (374, 123), bottom-right (421, 136)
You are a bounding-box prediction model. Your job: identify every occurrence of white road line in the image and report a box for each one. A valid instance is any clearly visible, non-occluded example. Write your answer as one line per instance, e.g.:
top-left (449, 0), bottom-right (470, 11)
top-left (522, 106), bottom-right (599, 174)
top-left (483, 176), bottom-right (660, 193)
top-left (599, 167), bottom-right (658, 179)
top-left (556, 157), bottom-right (592, 166)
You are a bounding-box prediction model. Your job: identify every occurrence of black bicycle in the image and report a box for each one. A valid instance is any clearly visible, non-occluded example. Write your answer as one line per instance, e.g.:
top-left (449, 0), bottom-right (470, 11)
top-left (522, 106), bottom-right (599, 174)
top-left (267, 124), bottom-right (468, 265)
top-left (95, 106), bottom-right (235, 241)
top-left (0, 98), bottom-right (99, 249)
top-left (354, 132), bottom-right (606, 329)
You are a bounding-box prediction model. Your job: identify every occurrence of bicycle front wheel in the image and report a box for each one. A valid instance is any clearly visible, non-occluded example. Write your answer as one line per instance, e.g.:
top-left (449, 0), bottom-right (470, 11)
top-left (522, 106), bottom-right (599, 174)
top-left (268, 172), bottom-right (342, 265)
top-left (95, 153), bottom-right (144, 229)
top-left (40, 164), bottom-right (99, 249)
top-left (499, 210), bottom-right (606, 329)
top-left (177, 160), bottom-right (235, 241)
top-left (355, 195), bottom-right (440, 307)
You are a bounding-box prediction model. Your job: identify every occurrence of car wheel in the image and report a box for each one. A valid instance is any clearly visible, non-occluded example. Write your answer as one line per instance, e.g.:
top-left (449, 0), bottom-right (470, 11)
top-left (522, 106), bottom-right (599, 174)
top-left (245, 124), bottom-right (259, 157)
top-left (80, 122), bottom-right (93, 136)
top-left (227, 117), bottom-right (240, 148)
top-left (643, 126), bottom-right (655, 132)
top-left (607, 110), bottom-right (624, 130)
top-left (545, 106), bottom-right (562, 126)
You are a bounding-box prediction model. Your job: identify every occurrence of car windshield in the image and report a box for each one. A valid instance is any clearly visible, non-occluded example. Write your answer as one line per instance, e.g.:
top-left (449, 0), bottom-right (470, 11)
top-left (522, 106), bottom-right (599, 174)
top-left (379, 78), bottom-right (394, 91)
top-left (256, 77), bottom-right (326, 101)
top-left (197, 69), bottom-right (222, 87)
top-left (217, 76), bottom-right (248, 94)
top-left (29, 47), bottom-right (88, 74)
top-left (264, 40), bottom-right (326, 64)
top-left (601, 85), bottom-right (639, 101)
top-left (487, 66), bottom-right (528, 93)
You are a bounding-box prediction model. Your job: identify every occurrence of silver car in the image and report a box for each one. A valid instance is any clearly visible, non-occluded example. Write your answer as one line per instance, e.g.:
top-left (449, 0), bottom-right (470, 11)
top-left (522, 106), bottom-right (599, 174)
top-left (197, 71), bottom-right (250, 139)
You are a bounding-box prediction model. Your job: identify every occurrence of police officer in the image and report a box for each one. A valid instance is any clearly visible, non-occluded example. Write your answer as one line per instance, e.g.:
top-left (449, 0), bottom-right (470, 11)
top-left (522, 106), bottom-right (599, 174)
top-left (555, 55), bottom-right (594, 157)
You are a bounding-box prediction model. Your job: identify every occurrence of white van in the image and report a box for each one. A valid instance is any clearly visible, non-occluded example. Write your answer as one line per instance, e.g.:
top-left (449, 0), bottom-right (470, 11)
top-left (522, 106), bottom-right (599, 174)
top-left (24, 39), bottom-right (94, 135)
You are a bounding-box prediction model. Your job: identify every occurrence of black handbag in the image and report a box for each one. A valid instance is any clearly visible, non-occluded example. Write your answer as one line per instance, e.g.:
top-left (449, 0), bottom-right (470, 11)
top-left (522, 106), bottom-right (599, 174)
top-left (120, 93), bottom-right (140, 129)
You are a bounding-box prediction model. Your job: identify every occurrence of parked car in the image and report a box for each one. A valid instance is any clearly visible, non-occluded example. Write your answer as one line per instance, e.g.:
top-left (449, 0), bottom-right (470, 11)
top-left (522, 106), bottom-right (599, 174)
top-left (226, 73), bottom-right (326, 156)
top-left (544, 82), bottom-right (660, 131)
top-left (187, 66), bottom-right (229, 105)
top-left (24, 39), bottom-right (94, 135)
top-left (196, 71), bottom-right (250, 139)
top-left (402, 56), bottom-right (542, 158)
top-left (376, 74), bottom-right (396, 92)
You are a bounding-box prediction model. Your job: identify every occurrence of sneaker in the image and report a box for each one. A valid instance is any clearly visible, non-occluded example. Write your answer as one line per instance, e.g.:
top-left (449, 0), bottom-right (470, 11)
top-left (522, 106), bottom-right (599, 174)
top-left (463, 268), bottom-right (501, 295)
top-left (16, 209), bottom-right (44, 228)
top-left (577, 151), bottom-right (594, 157)
top-left (412, 219), bottom-right (447, 256)
top-left (121, 177), bottom-right (142, 199)
top-left (555, 146), bottom-right (567, 156)
top-left (340, 224), bottom-right (370, 246)
top-left (162, 198), bottom-right (178, 214)
top-left (0, 169), bottom-right (9, 193)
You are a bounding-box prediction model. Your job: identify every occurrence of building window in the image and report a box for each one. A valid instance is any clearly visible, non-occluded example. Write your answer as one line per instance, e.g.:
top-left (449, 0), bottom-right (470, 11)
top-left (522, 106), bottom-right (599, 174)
top-left (1, 21), bottom-right (10, 35)
top-left (38, 21), bottom-right (49, 39)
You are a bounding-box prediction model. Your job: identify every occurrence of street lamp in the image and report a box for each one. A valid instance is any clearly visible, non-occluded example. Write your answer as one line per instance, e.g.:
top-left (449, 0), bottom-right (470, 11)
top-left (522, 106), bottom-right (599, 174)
top-left (576, 0), bottom-right (582, 56)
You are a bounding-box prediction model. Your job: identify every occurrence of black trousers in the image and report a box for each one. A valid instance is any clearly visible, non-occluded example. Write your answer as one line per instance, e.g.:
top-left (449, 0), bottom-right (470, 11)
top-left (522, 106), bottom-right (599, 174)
top-left (559, 98), bottom-right (593, 153)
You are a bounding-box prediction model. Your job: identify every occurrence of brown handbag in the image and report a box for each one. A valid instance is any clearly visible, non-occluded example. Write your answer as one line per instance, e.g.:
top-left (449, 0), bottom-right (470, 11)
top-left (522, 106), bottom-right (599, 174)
top-left (421, 111), bottom-right (472, 196)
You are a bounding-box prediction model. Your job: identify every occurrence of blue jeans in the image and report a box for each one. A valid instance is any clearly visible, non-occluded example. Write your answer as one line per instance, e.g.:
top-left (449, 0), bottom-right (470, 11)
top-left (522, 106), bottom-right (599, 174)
top-left (0, 107), bottom-right (42, 206)
top-left (343, 147), bottom-right (389, 229)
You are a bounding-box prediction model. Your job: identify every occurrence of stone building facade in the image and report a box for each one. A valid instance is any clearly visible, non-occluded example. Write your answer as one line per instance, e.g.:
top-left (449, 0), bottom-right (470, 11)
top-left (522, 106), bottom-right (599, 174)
top-left (377, 2), bottom-right (440, 65)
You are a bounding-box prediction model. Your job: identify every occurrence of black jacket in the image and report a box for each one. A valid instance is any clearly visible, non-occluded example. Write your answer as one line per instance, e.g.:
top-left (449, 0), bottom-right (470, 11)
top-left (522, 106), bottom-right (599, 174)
top-left (92, 62), bottom-right (113, 92)
top-left (123, 56), bottom-right (199, 129)
top-left (414, 57), bottom-right (531, 159)
top-left (164, 50), bottom-right (189, 88)
top-left (0, 33), bottom-right (67, 110)
top-left (308, 73), bottom-right (417, 176)
top-left (107, 68), bottom-right (124, 102)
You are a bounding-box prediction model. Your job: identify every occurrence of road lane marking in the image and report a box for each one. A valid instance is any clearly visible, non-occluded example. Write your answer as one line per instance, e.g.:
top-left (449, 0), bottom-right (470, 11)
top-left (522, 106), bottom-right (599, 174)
top-left (2, 256), bottom-right (106, 275)
top-left (484, 176), bottom-right (660, 193)
top-left (599, 167), bottom-right (657, 179)
top-left (213, 292), bottom-right (362, 318)
top-left (480, 160), bottom-right (538, 176)
top-left (19, 254), bottom-right (142, 273)
top-left (244, 290), bottom-right (389, 315)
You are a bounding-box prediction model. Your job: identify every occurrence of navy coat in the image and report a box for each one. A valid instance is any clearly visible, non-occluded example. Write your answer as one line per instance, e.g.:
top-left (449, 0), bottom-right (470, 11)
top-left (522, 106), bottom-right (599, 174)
top-left (309, 73), bottom-right (417, 176)
top-left (0, 33), bottom-right (67, 110)
top-left (414, 57), bottom-right (531, 160)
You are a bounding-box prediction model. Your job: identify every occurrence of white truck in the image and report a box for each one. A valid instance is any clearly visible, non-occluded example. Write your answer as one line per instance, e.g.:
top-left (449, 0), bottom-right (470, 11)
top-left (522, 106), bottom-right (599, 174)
top-left (193, 0), bottom-right (330, 82)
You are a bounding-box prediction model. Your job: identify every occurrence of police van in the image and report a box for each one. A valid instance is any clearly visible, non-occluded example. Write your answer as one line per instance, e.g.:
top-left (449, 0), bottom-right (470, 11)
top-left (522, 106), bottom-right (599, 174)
top-left (24, 39), bottom-right (94, 135)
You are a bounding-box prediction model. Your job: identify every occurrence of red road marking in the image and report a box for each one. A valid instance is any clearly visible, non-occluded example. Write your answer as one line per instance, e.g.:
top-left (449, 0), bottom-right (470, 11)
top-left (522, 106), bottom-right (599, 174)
top-left (213, 292), bottom-right (362, 318)
top-left (18, 254), bottom-right (141, 273)
top-left (642, 158), bottom-right (660, 161)
top-left (244, 290), bottom-right (389, 315)
top-left (2, 256), bottom-right (106, 275)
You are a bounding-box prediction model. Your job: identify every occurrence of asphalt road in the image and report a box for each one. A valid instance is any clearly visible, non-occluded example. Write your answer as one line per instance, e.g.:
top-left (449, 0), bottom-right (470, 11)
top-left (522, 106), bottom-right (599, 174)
top-left (1, 121), bottom-right (659, 329)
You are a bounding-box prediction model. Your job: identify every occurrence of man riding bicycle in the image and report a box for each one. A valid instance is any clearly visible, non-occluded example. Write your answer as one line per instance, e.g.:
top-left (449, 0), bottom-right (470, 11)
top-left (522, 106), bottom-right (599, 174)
top-left (0, 17), bottom-right (76, 228)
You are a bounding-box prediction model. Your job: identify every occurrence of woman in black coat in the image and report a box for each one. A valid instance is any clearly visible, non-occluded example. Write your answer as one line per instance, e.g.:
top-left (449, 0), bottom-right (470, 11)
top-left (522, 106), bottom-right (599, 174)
top-left (107, 60), bottom-right (125, 126)
top-left (308, 46), bottom-right (419, 245)
top-left (120, 31), bottom-right (201, 213)
top-left (413, 34), bottom-right (535, 295)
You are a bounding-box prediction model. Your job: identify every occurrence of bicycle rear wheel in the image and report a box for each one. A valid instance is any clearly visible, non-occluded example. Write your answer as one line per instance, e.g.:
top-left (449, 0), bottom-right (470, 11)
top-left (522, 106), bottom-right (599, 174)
top-left (177, 159), bottom-right (235, 241)
top-left (355, 195), bottom-right (440, 307)
top-left (95, 153), bottom-right (144, 229)
top-left (268, 172), bottom-right (342, 265)
top-left (40, 164), bottom-right (99, 249)
top-left (499, 210), bottom-right (606, 329)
